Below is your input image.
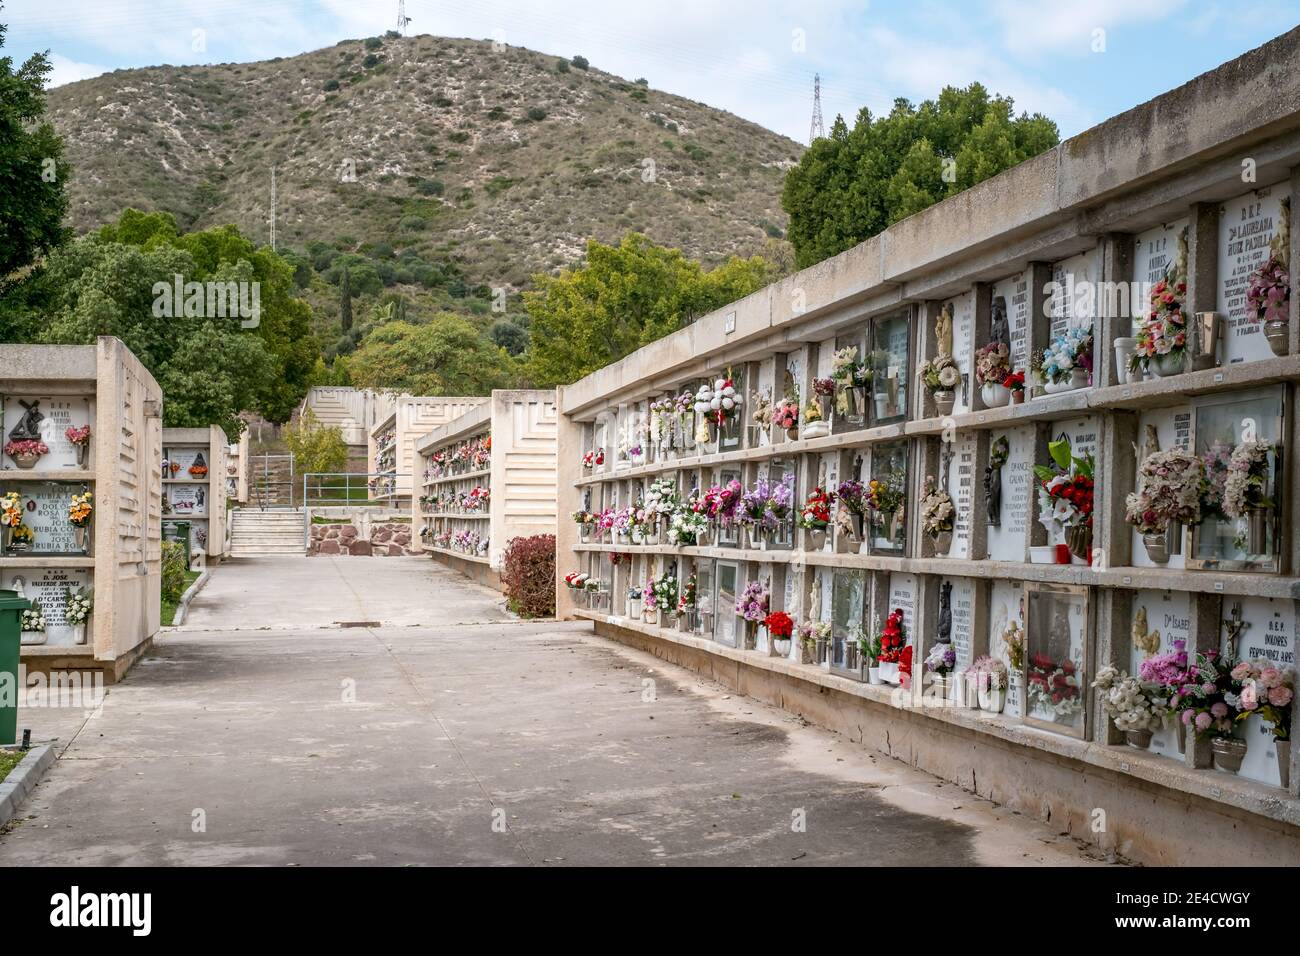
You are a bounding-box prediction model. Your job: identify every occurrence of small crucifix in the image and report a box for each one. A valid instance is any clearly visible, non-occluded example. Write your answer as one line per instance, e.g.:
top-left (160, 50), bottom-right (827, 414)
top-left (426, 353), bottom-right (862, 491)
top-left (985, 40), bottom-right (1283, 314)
top-left (1223, 601), bottom-right (1250, 659)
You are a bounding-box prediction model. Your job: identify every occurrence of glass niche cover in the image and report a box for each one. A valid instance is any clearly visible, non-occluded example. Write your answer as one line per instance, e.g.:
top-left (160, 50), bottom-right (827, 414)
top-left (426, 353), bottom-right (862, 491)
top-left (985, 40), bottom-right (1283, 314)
top-left (1022, 583), bottom-right (1090, 738)
top-left (869, 311), bottom-right (910, 423)
top-left (1190, 386), bottom-right (1286, 572)
top-left (868, 441), bottom-right (908, 555)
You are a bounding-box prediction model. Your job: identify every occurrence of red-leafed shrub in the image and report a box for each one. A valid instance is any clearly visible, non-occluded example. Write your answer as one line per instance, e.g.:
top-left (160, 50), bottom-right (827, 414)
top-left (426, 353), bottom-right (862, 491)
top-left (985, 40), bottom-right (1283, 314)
top-left (501, 534), bottom-right (556, 618)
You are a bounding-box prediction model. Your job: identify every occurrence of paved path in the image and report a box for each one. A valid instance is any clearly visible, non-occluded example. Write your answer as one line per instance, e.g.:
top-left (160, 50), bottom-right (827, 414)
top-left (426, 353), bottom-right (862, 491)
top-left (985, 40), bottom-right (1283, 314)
top-left (2, 557), bottom-right (1108, 866)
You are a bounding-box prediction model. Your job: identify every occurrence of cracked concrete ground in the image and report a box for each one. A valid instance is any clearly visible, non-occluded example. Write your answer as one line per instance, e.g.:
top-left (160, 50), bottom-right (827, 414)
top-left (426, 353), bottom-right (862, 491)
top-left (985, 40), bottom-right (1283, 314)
top-left (1, 557), bottom-right (1108, 866)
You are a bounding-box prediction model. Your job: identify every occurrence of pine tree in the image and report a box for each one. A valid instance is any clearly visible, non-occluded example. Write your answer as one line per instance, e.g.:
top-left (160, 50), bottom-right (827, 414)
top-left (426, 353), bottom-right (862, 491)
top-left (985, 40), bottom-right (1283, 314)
top-left (340, 265), bottom-right (353, 332)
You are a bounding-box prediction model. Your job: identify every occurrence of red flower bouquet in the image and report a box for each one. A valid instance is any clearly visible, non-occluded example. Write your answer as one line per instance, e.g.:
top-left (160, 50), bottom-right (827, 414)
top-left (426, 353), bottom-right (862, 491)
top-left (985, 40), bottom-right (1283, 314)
top-left (763, 611), bottom-right (794, 639)
top-left (878, 608), bottom-right (907, 663)
top-left (797, 487), bottom-right (833, 530)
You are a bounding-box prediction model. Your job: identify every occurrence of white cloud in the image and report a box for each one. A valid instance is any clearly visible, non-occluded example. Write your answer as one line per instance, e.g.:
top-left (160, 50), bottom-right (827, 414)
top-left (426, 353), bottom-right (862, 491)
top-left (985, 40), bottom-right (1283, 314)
top-left (46, 52), bottom-right (109, 87)
top-left (990, 0), bottom-right (1187, 57)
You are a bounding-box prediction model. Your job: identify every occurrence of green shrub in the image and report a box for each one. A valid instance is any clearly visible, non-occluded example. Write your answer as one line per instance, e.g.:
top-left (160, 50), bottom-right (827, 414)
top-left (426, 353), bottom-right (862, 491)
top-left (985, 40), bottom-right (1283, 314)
top-left (161, 541), bottom-right (187, 605)
top-left (570, 55), bottom-right (589, 70)
top-left (364, 37), bottom-right (383, 50)
top-left (362, 53), bottom-right (380, 68)
top-left (501, 535), bottom-right (555, 618)
top-left (556, 58), bottom-right (569, 73)
top-left (525, 106), bottom-right (547, 122)
top-left (323, 79), bottom-right (340, 92)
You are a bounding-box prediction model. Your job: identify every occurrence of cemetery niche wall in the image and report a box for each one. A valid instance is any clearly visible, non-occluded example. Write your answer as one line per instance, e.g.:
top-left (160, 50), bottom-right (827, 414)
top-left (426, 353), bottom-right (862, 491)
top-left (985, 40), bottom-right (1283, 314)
top-left (1, 338), bottom-right (162, 682)
top-left (552, 29), bottom-right (1300, 866)
top-left (162, 426), bottom-right (230, 567)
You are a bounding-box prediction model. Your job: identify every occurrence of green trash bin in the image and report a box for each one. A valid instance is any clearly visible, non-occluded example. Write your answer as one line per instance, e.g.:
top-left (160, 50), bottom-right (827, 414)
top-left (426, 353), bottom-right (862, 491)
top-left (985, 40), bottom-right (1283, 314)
top-left (163, 520), bottom-right (192, 570)
top-left (0, 588), bottom-right (31, 746)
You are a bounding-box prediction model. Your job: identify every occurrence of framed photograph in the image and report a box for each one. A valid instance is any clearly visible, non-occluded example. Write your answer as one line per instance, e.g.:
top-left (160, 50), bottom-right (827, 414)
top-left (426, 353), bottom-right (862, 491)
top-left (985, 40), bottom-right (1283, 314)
top-left (869, 310), bottom-right (910, 423)
top-left (1022, 582), bottom-right (1090, 739)
top-left (869, 439), bottom-right (909, 555)
top-left (1188, 385), bottom-right (1286, 573)
top-left (828, 569), bottom-right (867, 680)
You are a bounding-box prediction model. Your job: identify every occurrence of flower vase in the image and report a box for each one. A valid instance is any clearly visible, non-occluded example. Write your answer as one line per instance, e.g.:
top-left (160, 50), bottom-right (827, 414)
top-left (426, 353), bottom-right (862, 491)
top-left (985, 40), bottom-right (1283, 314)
top-left (1247, 506), bottom-right (1271, 555)
top-left (72, 623), bottom-right (87, 645)
top-left (848, 512), bottom-right (866, 543)
top-left (1, 526), bottom-right (10, 552)
top-left (877, 661), bottom-right (900, 685)
top-left (1265, 319), bottom-right (1290, 357)
top-left (772, 638), bottom-right (791, 657)
top-left (980, 686), bottom-right (1006, 713)
top-left (1141, 532), bottom-right (1169, 564)
top-left (817, 395), bottom-right (834, 423)
top-left (628, 598), bottom-right (642, 619)
top-left (807, 528), bottom-right (827, 551)
top-left (74, 525), bottom-right (91, 553)
top-left (13, 451), bottom-right (40, 470)
top-left (643, 607), bottom-right (658, 625)
top-left (579, 524), bottom-right (593, 542)
top-left (1066, 524), bottom-right (1092, 564)
top-left (1278, 743), bottom-right (1291, 790)
top-left (1174, 717), bottom-right (1186, 755)
top-left (932, 530), bottom-right (953, 557)
top-left (1113, 338), bottom-right (1137, 384)
top-left (20, 629), bottom-right (46, 646)
top-left (815, 636), bottom-right (829, 665)
top-left (932, 391), bottom-right (955, 417)
top-left (872, 393), bottom-right (890, 421)
top-left (743, 620), bottom-right (758, 650)
top-left (76, 442), bottom-right (89, 467)
top-left (868, 666), bottom-right (882, 685)
top-left (980, 383), bottom-right (1011, 408)
top-left (1125, 729), bottom-right (1154, 750)
top-left (1190, 311), bottom-right (1222, 371)
top-left (1211, 736), bottom-right (1247, 774)
top-left (696, 526), bottom-right (711, 547)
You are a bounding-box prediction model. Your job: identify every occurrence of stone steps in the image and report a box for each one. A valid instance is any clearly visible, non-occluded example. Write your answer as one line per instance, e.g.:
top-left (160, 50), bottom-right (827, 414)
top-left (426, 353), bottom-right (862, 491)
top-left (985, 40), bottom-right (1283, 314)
top-left (228, 508), bottom-right (304, 555)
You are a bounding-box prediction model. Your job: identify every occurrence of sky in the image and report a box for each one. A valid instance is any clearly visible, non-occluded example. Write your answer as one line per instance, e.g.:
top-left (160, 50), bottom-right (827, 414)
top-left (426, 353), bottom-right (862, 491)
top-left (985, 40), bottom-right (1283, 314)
top-left (4, 0), bottom-right (1299, 143)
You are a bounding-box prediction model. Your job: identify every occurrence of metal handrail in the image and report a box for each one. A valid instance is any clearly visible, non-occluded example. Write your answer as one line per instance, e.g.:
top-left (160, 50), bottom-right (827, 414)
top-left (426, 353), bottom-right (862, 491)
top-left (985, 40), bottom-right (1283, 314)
top-left (300, 472), bottom-right (412, 549)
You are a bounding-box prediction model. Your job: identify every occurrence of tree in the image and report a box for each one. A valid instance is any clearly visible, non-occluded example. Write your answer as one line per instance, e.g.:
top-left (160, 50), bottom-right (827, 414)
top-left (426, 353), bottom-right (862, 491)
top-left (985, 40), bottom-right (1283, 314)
top-left (282, 408), bottom-right (349, 475)
top-left (0, 4), bottom-right (71, 284)
top-left (346, 316), bottom-right (517, 395)
top-left (781, 83), bottom-right (1059, 268)
top-left (340, 264), bottom-right (352, 332)
top-left (523, 232), bottom-right (773, 386)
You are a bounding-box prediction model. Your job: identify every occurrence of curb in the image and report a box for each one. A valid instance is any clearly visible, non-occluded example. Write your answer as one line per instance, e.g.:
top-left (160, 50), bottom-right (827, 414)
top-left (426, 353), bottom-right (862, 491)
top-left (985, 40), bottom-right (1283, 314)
top-left (0, 744), bottom-right (55, 828)
top-left (171, 569), bottom-right (212, 627)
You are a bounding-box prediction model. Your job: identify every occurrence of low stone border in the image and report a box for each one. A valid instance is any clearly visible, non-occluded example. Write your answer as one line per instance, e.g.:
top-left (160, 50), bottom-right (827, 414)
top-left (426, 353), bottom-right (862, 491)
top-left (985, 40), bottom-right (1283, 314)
top-left (0, 744), bottom-right (55, 828)
top-left (171, 569), bottom-right (212, 627)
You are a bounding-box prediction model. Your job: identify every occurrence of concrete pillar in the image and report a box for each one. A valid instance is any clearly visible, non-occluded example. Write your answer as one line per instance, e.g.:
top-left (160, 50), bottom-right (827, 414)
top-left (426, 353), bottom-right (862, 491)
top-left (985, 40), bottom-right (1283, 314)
top-left (1098, 410), bottom-right (1138, 570)
top-left (968, 431), bottom-right (991, 561)
top-left (1290, 166), bottom-right (1300, 356)
top-left (1185, 592), bottom-right (1223, 769)
top-left (1185, 202), bottom-right (1219, 316)
top-left (1093, 587), bottom-right (1133, 745)
top-left (1025, 262), bottom-right (1054, 389)
top-left (1098, 233), bottom-right (1135, 389)
top-left (970, 283), bottom-right (993, 410)
top-left (554, 387), bottom-right (585, 621)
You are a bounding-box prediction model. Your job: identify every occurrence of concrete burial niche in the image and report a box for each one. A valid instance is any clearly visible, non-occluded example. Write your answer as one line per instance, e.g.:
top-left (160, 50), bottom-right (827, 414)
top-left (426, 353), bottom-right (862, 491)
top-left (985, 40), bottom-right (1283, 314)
top-left (1, 337), bottom-right (162, 683)
top-left (368, 395), bottom-right (488, 506)
top-left (162, 425), bottom-right (231, 566)
top-left (553, 29), bottom-right (1300, 865)
top-left (414, 390), bottom-right (557, 590)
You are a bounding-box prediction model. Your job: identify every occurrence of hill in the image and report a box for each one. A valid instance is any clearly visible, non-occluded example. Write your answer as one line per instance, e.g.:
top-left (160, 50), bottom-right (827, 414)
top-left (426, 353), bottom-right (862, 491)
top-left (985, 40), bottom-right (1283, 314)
top-left (45, 34), bottom-right (802, 294)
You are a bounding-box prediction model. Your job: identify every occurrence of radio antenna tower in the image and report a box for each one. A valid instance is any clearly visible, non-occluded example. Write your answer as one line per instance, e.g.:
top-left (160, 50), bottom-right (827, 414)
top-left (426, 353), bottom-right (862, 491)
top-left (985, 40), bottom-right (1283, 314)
top-left (270, 165), bottom-right (278, 251)
top-left (397, 0), bottom-right (411, 36)
top-left (809, 74), bottom-right (824, 144)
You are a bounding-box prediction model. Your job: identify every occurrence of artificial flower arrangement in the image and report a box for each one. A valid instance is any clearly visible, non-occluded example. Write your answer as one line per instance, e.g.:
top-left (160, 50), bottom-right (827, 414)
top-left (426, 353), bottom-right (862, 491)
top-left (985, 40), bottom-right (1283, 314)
top-left (797, 486), bottom-right (833, 531)
top-left (68, 491), bottom-right (93, 528)
top-left (835, 479), bottom-right (867, 515)
top-left (1003, 369), bottom-right (1025, 398)
top-left (773, 395), bottom-right (799, 434)
top-left (1039, 326), bottom-right (1093, 386)
top-left (710, 478), bottom-right (743, 528)
top-left (693, 373), bottom-right (744, 436)
top-left (65, 587), bottom-right (93, 628)
top-left (648, 573), bottom-right (677, 615)
top-left (1221, 441), bottom-right (1272, 520)
top-left (433, 530), bottom-right (453, 548)
top-left (595, 507), bottom-right (617, 540)
top-left (877, 608), bottom-right (907, 664)
top-left (1247, 254), bottom-right (1290, 323)
top-left (1026, 651), bottom-right (1082, 722)
top-left (66, 425), bottom-right (91, 447)
top-left (644, 477), bottom-right (679, 526)
top-left (572, 508), bottom-right (596, 528)
top-left (582, 448), bottom-right (605, 469)
top-left (802, 399), bottom-right (827, 434)
top-left (1124, 449), bottom-right (1204, 535)
top-left (924, 641), bottom-right (956, 679)
top-left (667, 506), bottom-right (709, 546)
top-left (21, 604), bottom-right (45, 634)
top-left (189, 462), bottom-right (209, 478)
top-left (4, 438), bottom-right (49, 464)
top-left (831, 346), bottom-right (870, 391)
top-left (1232, 660), bottom-right (1294, 745)
top-left (1, 491), bottom-right (24, 531)
top-left (766, 475), bottom-right (795, 531)
top-left (764, 610), bottom-right (795, 653)
top-left (916, 354), bottom-right (960, 395)
top-left (676, 574), bottom-right (697, 616)
top-left (800, 620), bottom-right (831, 661)
top-left (867, 472), bottom-right (906, 526)
top-left (918, 476), bottom-right (954, 542)
top-left (812, 377), bottom-right (836, 404)
top-left (965, 655), bottom-right (1009, 694)
top-left (563, 571), bottom-right (591, 590)
top-left (1130, 276), bottom-right (1188, 374)
top-left (1172, 649), bottom-right (1241, 741)
top-left (1033, 438), bottom-right (1094, 560)
top-left (974, 342), bottom-right (1010, 386)
top-left (627, 584), bottom-right (643, 603)
top-left (465, 486), bottom-right (490, 512)
top-left (737, 578), bottom-right (770, 624)
top-left (1001, 619), bottom-right (1026, 672)
top-left (1092, 665), bottom-right (1169, 737)
top-left (750, 390), bottom-right (774, 429)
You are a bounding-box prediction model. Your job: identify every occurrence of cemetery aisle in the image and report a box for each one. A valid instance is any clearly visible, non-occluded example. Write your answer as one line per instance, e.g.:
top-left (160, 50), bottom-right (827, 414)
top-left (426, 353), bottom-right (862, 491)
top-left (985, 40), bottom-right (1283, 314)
top-left (0, 558), bottom-right (1106, 866)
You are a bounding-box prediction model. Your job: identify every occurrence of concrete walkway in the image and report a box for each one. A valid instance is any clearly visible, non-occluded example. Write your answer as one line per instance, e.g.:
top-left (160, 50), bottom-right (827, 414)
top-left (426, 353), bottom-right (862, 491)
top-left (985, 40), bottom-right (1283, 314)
top-left (1, 557), bottom-right (1109, 866)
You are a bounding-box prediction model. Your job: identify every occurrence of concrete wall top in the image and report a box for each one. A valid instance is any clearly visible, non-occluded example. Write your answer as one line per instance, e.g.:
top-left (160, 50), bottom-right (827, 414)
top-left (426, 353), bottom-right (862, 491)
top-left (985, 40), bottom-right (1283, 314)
top-left (0, 344), bottom-right (97, 383)
top-left (559, 25), bottom-right (1300, 418)
top-left (414, 402), bottom-right (492, 453)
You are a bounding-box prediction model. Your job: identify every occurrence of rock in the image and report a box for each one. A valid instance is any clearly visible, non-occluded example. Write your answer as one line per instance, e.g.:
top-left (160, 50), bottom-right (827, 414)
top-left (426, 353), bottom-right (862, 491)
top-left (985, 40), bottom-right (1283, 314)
top-left (393, 532), bottom-right (410, 546)
top-left (340, 525), bottom-right (358, 539)
top-left (325, 528), bottom-right (340, 539)
top-left (350, 540), bottom-right (372, 556)
top-left (318, 539), bottom-right (340, 554)
top-left (374, 528), bottom-right (392, 543)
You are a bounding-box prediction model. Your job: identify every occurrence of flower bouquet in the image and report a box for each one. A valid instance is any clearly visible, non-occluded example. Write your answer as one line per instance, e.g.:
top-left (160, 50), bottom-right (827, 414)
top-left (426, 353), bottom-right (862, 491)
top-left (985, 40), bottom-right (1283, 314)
top-left (572, 509), bottom-right (596, 540)
top-left (801, 620), bottom-right (832, 666)
top-left (801, 398), bottom-right (830, 439)
top-left (1222, 441), bottom-right (1273, 554)
top-left (693, 374), bottom-right (744, 443)
top-left (797, 486), bottom-right (833, 549)
top-left (1003, 369), bottom-right (1026, 404)
top-left (876, 608), bottom-right (908, 685)
top-left (1002, 619), bottom-right (1025, 673)
top-left (773, 397), bottom-right (799, 439)
top-left (4, 438), bottom-right (49, 469)
top-left (1033, 438), bottom-right (1094, 563)
top-left (866, 472), bottom-right (906, 547)
top-left (582, 448), bottom-right (605, 469)
top-left (1174, 649), bottom-right (1248, 773)
top-left (831, 346), bottom-right (870, 422)
top-left (643, 477), bottom-right (679, 542)
top-left (667, 506), bottom-right (709, 547)
top-left (811, 376), bottom-right (836, 424)
top-left (764, 610), bottom-right (795, 656)
top-left (646, 573), bottom-right (677, 625)
top-left (917, 355), bottom-right (961, 416)
top-left (965, 655), bottom-right (1009, 712)
top-left (68, 490), bottom-right (94, 551)
top-left (1131, 277), bottom-right (1188, 377)
top-left (1, 491), bottom-right (25, 551)
top-left (924, 641), bottom-right (957, 695)
top-left (737, 578), bottom-right (770, 648)
top-left (1026, 652), bottom-right (1082, 725)
top-left (626, 585), bottom-right (643, 618)
top-left (1248, 253), bottom-right (1291, 356)
top-left (676, 573), bottom-right (698, 630)
top-left (919, 475), bottom-right (955, 555)
top-left (66, 425), bottom-right (92, 466)
top-left (1124, 449), bottom-right (1205, 563)
top-left (1092, 665), bottom-right (1168, 748)
top-left (974, 342), bottom-right (1011, 407)
top-left (65, 587), bottom-right (93, 644)
top-left (834, 478), bottom-right (868, 543)
top-left (20, 603), bottom-right (46, 645)
top-left (1232, 659), bottom-right (1295, 786)
top-left (1038, 326), bottom-right (1093, 393)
